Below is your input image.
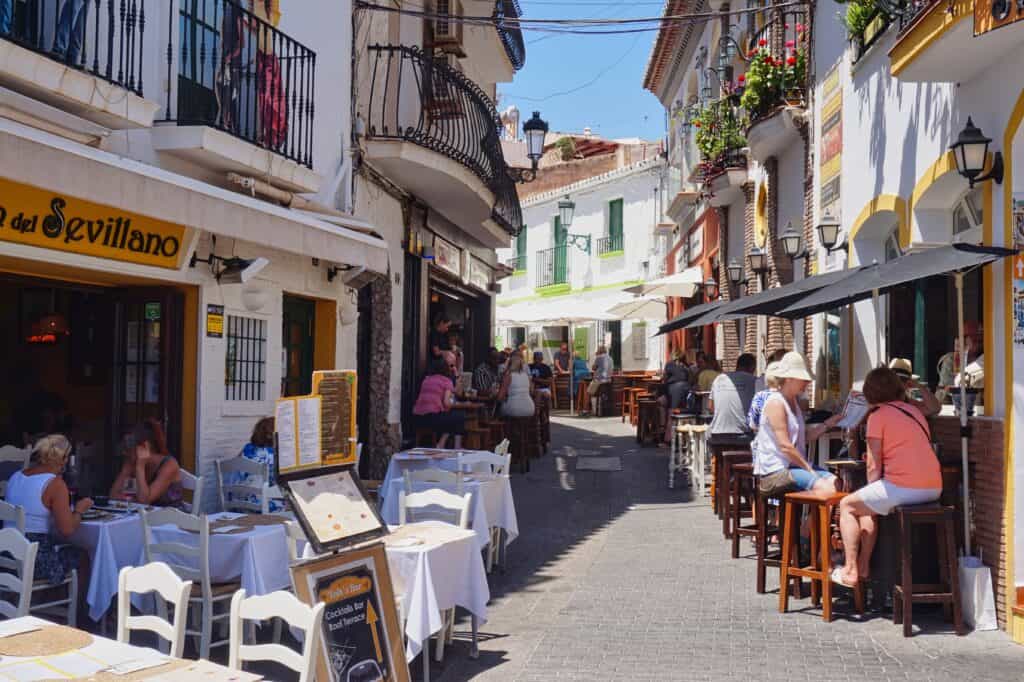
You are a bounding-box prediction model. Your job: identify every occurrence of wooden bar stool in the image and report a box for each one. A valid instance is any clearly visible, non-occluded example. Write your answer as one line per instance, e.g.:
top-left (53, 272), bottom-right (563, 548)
top-left (729, 463), bottom-right (756, 558)
top-left (720, 451), bottom-right (751, 540)
top-left (893, 504), bottom-right (965, 637)
top-left (779, 490), bottom-right (864, 622)
top-left (505, 416), bottom-right (536, 473)
top-left (754, 484), bottom-right (783, 594)
top-left (635, 397), bottom-right (661, 445)
top-left (575, 380), bottom-right (591, 415)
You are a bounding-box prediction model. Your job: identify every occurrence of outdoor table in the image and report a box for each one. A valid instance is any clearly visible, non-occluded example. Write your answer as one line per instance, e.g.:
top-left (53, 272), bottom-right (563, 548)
top-left (0, 615), bottom-right (260, 680)
top-left (379, 473), bottom-right (519, 552)
top-left (380, 449), bottom-right (496, 499)
top-left (70, 504), bottom-right (147, 622)
top-left (144, 512), bottom-right (292, 598)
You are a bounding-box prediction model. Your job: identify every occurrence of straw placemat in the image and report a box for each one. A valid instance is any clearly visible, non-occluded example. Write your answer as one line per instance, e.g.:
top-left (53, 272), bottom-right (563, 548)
top-left (39, 657), bottom-right (194, 682)
top-left (0, 625), bottom-right (92, 657)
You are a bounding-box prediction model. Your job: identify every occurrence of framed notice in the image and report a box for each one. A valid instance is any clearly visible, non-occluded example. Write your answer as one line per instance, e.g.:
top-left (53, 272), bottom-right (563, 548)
top-left (292, 544), bottom-right (410, 682)
top-left (275, 395), bottom-right (323, 475)
top-left (281, 467), bottom-right (387, 554)
top-left (206, 304), bottom-right (224, 338)
top-left (312, 370), bottom-right (358, 466)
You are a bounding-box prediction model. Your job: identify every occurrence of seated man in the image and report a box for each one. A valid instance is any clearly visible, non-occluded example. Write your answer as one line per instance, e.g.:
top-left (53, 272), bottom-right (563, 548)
top-left (529, 352), bottom-right (553, 407)
top-left (708, 353), bottom-right (758, 449)
top-left (472, 348), bottom-right (502, 399)
top-left (553, 343), bottom-right (572, 375)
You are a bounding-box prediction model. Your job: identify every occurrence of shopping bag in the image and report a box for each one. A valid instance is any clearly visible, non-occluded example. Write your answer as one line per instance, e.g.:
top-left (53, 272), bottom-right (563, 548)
top-left (959, 554), bottom-right (998, 631)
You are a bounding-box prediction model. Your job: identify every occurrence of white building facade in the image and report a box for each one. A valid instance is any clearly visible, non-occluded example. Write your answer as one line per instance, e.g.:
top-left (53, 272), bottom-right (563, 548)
top-left (0, 0), bottom-right (391, 508)
top-left (496, 157), bottom-right (668, 371)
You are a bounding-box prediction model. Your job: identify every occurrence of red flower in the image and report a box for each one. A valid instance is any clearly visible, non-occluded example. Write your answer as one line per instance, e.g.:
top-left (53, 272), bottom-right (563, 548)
top-left (758, 38), bottom-right (767, 46)
top-left (796, 22), bottom-right (805, 32)
top-left (784, 22), bottom-right (790, 28)
top-left (748, 49), bottom-right (756, 58)
top-left (785, 39), bottom-right (795, 48)
top-left (786, 55), bottom-right (797, 66)
top-left (694, 121), bottom-right (701, 128)
top-left (738, 74), bottom-right (746, 83)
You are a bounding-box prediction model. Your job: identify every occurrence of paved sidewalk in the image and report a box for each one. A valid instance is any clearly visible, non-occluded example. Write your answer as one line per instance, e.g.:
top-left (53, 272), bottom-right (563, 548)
top-left (434, 415), bottom-right (1024, 682)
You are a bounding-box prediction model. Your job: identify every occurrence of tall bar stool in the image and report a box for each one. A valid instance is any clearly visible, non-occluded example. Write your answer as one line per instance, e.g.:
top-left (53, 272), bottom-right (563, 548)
top-left (686, 425), bottom-right (709, 497)
top-left (669, 417), bottom-right (697, 490)
top-left (779, 490), bottom-right (864, 622)
top-left (636, 397), bottom-right (661, 445)
top-left (720, 451), bottom-right (752, 540)
top-left (729, 463), bottom-right (756, 558)
top-left (753, 483), bottom-right (783, 594)
top-left (893, 504), bottom-right (965, 637)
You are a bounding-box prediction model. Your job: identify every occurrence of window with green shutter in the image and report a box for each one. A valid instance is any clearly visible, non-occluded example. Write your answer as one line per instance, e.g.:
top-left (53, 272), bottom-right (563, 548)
top-left (514, 229), bottom-right (527, 272)
top-left (601, 199), bottom-right (624, 256)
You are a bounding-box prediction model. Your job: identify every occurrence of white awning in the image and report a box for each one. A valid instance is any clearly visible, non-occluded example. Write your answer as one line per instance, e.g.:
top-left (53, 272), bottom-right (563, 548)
top-left (606, 296), bottom-right (667, 320)
top-left (624, 267), bottom-right (703, 297)
top-left (0, 119), bottom-right (390, 274)
top-left (498, 290), bottom-right (639, 326)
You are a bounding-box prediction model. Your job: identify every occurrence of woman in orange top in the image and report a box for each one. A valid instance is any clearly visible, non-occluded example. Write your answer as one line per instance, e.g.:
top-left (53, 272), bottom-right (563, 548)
top-left (835, 367), bottom-right (942, 587)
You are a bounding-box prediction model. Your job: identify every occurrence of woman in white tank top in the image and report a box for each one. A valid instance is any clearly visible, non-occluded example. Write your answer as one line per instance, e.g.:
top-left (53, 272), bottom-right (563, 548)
top-left (499, 354), bottom-right (536, 418)
top-left (5, 435), bottom-right (94, 584)
top-left (753, 353), bottom-right (843, 496)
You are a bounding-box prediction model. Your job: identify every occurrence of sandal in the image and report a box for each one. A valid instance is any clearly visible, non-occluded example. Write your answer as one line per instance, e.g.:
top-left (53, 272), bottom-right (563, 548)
top-left (830, 567), bottom-right (857, 588)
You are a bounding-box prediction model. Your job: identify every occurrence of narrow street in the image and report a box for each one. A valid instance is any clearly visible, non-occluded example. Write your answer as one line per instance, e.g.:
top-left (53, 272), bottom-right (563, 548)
top-left (437, 417), bottom-right (1024, 682)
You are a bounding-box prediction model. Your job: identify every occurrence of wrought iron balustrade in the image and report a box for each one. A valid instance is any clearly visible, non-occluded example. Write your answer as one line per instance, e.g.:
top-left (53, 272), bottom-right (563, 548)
top-left (506, 254), bottom-right (527, 272)
top-left (890, 0), bottom-right (942, 31)
top-left (495, 0), bottom-right (525, 70)
top-left (170, 0), bottom-right (316, 167)
top-left (536, 245), bottom-right (568, 288)
top-left (743, 6), bottom-right (808, 122)
top-left (366, 44), bottom-right (523, 235)
top-left (1, 0), bottom-right (145, 94)
top-left (597, 233), bottom-right (623, 256)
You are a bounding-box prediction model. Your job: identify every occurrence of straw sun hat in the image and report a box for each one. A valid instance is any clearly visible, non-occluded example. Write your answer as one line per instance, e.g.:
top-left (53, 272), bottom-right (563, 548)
top-left (764, 361), bottom-right (782, 380)
top-left (888, 357), bottom-right (919, 381)
top-left (772, 351), bottom-right (813, 382)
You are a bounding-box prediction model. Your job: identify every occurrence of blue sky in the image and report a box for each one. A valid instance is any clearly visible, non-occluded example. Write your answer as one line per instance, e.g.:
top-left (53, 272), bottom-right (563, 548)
top-left (497, 1), bottom-right (667, 142)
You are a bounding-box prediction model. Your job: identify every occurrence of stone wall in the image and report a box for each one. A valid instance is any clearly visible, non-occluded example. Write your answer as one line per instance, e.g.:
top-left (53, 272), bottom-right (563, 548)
top-left (364, 274), bottom-right (401, 479)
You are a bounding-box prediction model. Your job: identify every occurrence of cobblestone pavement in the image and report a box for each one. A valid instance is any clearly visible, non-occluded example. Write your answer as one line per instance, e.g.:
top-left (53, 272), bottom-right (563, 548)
top-left (433, 415), bottom-right (1024, 682)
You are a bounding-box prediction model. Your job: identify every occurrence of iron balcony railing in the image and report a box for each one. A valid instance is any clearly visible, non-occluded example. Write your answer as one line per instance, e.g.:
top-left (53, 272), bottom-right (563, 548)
top-left (536, 245), bottom-right (569, 288)
top-left (366, 44), bottom-right (523, 235)
top-left (892, 0), bottom-right (942, 31)
top-left (506, 254), bottom-right (527, 272)
top-left (597, 233), bottom-right (624, 256)
top-left (169, 0), bottom-right (316, 167)
top-left (1, 0), bottom-right (145, 94)
top-left (743, 7), bottom-right (807, 123)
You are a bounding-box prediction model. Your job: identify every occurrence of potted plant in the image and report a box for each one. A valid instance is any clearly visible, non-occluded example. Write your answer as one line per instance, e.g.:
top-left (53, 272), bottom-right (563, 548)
top-left (739, 28), bottom-right (808, 123)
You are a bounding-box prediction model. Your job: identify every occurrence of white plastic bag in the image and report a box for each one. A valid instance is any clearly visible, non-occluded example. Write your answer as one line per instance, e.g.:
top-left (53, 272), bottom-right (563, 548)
top-left (959, 554), bottom-right (998, 631)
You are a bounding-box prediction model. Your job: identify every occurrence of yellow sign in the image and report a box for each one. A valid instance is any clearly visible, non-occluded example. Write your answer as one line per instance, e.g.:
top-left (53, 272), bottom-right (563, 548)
top-left (0, 177), bottom-right (185, 269)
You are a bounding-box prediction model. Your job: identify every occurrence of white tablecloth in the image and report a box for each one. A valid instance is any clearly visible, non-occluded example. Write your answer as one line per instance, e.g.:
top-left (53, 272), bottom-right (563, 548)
top-left (380, 449), bottom-right (497, 500)
top-left (379, 474), bottom-right (519, 551)
top-left (70, 512), bottom-right (144, 622)
top-left (302, 522), bottom-right (489, 661)
top-left (144, 512), bottom-right (292, 598)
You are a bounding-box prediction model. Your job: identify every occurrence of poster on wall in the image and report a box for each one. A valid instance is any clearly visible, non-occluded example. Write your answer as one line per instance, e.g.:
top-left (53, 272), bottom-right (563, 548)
top-left (1013, 194), bottom-right (1024, 248)
top-left (820, 65), bottom-right (843, 273)
top-left (433, 236), bottom-right (461, 277)
top-left (468, 257), bottom-right (491, 291)
top-left (1014, 255), bottom-right (1024, 347)
top-left (291, 545), bottom-right (410, 682)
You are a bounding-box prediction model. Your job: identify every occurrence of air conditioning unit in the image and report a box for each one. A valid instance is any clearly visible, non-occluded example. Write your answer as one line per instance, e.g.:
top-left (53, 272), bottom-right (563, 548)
top-left (430, 0), bottom-right (466, 57)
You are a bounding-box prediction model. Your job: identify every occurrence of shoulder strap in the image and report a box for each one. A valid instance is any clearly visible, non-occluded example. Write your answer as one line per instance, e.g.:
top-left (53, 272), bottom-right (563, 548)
top-left (884, 403), bottom-right (931, 441)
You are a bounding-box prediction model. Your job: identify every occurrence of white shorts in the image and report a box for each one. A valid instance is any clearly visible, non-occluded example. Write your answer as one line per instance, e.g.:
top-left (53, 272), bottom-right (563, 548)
top-left (856, 479), bottom-right (941, 516)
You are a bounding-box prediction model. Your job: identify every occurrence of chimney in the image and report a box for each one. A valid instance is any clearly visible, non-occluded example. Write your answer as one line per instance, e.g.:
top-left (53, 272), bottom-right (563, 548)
top-left (583, 126), bottom-right (592, 138)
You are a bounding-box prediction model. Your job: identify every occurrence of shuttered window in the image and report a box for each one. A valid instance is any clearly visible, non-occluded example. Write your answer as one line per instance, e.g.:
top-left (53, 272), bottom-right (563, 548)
top-left (608, 199), bottom-right (624, 251)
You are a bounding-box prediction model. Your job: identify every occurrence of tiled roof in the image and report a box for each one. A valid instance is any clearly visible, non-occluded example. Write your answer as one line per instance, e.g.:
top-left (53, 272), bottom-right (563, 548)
top-left (642, 0), bottom-right (692, 95)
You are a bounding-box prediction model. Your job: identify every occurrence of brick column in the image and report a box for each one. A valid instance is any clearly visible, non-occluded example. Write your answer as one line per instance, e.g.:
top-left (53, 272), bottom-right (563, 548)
top-left (716, 206), bottom-right (741, 371)
top-left (742, 182), bottom-right (758, 354)
top-left (365, 274), bottom-right (401, 479)
top-left (764, 158), bottom-right (794, 354)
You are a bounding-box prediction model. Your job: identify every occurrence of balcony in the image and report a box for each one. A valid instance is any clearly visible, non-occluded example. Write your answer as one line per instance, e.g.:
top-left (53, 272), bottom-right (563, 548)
top-left (364, 44), bottom-right (523, 249)
top-left (597, 233), bottom-right (624, 258)
top-left (495, 0), bottom-right (525, 70)
top-left (536, 245), bottom-right (569, 292)
top-left (0, 0), bottom-right (158, 129)
top-left (888, 0), bottom-right (1014, 82)
top-left (506, 254), bottom-right (527, 273)
top-left (151, 0), bottom-right (320, 193)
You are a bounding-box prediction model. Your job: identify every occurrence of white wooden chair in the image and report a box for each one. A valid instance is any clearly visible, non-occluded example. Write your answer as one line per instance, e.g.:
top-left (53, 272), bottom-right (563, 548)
top-left (142, 508), bottom-right (239, 659)
top-left (0, 502), bottom-right (78, 626)
top-left (179, 470), bottom-right (204, 514)
top-left (493, 438), bottom-right (510, 458)
top-left (283, 520), bottom-right (307, 563)
top-left (0, 500), bottom-right (24, 531)
top-left (403, 469), bottom-right (464, 495)
top-left (398, 489), bottom-right (471, 665)
top-left (216, 457), bottom-right (270, 514)
top-left (457, 451), bottom-right (511, 475)
top-left (117, 562), bottom-right (192, 657)
top-left (398, 489), bottom-right (472, 528)
top-left (228, 589), bottom-right (325, 682)
top-left (0, 528), bottom-right (36, 619)
top-left (0, 446), bottom-right (29, 498)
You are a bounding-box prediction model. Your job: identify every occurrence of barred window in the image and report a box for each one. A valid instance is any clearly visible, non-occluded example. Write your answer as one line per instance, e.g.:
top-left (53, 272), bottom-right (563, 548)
top-left (225, 315), bottom-right (267, 401)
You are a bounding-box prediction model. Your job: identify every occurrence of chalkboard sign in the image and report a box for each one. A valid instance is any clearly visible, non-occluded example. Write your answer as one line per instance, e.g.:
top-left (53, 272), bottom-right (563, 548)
top-left (291, 543), bottom-right (409, 682)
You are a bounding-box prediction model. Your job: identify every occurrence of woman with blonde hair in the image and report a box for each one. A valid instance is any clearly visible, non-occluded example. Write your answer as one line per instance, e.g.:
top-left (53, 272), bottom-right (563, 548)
top-left (499, 353), bottom-right (535, 417)
top-left (5, 434), bottom-right (93, 584)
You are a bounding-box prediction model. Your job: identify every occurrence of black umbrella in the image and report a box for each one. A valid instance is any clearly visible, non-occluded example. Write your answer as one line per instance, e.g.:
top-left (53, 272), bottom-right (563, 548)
top-left (774, 242), bottom-right (1016, 554)
top-left (654, 298), bottom-right (726, 336)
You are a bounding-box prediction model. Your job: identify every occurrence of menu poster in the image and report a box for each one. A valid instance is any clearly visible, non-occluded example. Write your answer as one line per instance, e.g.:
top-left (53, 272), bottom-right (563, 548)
top-left (297, 396), bottom-right (323, 468)
top-left (292, 544), bottom-right (409, 682)
top-left (276, 396), bottom-right (322, 474)
top-left (313, 370), bottom-right (358, 466)
top-left (283, 468), bottom-right (386, 553)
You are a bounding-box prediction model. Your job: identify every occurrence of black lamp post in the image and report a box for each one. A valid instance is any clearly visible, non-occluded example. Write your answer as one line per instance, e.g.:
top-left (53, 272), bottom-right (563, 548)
top-left (727, 258), bottom-right (744, 289)
top-left (748, 246), bottom-right (769, 288)
top-left (703, 277), bottom-right (719, 301)
top-left (950, 116), bottom-right (1004, 188)
top-left (510, 111), bottom-right (550, 183)
top-left (558, 195), bottom-right (575, 228)
top-left (780, 221), bottom-right (806, 260)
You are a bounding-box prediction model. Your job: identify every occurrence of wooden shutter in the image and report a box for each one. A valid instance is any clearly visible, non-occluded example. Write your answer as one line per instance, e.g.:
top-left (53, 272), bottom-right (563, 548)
top-left (609, 199), bottom-right (624, 245)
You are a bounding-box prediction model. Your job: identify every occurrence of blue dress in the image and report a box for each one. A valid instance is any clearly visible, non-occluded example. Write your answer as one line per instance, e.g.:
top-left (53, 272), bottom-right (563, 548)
top-left (571, 358), bottom-right (590, 393)
top-left (227, 444), bottom-right (284, 512)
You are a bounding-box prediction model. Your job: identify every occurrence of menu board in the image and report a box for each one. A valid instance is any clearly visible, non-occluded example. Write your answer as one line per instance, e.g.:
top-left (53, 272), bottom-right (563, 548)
top-left (276, 395), bottom-right (323, 474)
top-left (313, 370), bottom-right (358, 466)
top-left (292, 544), bottom-right (409, 682)
top-left (284, 468), bottom-right (386, 553)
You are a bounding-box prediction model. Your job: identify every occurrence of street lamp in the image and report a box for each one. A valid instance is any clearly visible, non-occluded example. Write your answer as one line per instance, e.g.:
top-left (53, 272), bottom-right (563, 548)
top-left (509, 111), bottom-right (550, 184)
top-left (816, 212), bottom-right (847, 254)
top-left (727, 258), bottom-right (744, 287)
top-left (748, 246), bottom-right (769, 288)
top-left (703, 277), bottom-right (719, 301)
top-left (780, 221), bottom-right (806, 260)
top-left (558, 195), bottom-right (576, 229)
top-left (950, 116), bottom-right (1004, 188)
